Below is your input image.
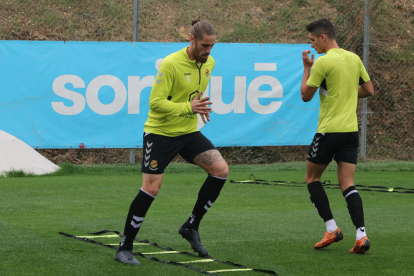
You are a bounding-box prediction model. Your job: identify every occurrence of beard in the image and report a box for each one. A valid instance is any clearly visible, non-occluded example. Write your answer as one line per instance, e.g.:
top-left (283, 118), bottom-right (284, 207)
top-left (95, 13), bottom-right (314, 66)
top-left (193, 46), bottom-right (209, 63)
top-left (196, 54), bottom-right (209, 63)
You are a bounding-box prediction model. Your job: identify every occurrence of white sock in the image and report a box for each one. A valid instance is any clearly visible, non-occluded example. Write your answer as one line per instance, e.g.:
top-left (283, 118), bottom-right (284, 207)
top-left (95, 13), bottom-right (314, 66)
top-left (356, 227), bottom-right (367, 240)
top-left (325, 219), bottom-right (338, 233)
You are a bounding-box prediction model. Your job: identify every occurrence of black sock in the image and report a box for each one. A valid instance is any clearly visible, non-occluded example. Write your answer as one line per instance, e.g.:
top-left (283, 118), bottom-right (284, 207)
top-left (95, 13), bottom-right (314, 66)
top-left (120, 189), bottom-right (155, 250)
top-left (307, 181), bottom-right (334, 222)
top-left (184, 175), bottom-right (226, 231)
top-left (343, 186), bottom-right (365, 229)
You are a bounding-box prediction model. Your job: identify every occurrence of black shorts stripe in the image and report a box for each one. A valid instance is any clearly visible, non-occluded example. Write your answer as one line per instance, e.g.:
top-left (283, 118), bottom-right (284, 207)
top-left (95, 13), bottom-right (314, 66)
top-left (307, 132), bottom-right (359, 165)
top-left (141, 131), bottom-right (216, 174)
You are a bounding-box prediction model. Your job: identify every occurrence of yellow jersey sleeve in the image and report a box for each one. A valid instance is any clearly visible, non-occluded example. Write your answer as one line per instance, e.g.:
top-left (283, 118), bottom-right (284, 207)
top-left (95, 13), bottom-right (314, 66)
top-left (149, 60), bottom-right (193, 116)
top-left (358, 58), bottom-right (370, 84)
top-left (306, 59), bottom-right (325, 88)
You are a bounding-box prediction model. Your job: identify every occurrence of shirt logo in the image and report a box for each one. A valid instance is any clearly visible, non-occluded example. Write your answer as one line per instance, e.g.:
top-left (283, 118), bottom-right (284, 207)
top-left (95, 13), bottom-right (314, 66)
top-left (156, 72), bottom-right (163, 84)
top-left (205, 69), bottom-right (210, 79)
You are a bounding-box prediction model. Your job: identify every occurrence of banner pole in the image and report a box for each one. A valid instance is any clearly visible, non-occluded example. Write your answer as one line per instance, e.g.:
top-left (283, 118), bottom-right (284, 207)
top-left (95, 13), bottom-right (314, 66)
top-left (130, 0), bottom-right (140, 164)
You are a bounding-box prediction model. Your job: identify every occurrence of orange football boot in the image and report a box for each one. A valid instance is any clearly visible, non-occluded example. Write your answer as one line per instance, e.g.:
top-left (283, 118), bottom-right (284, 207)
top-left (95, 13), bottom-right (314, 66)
top-left (314, 228), bottom-right (344, 249)
top-left (349, 236), bottom-right (370, 254)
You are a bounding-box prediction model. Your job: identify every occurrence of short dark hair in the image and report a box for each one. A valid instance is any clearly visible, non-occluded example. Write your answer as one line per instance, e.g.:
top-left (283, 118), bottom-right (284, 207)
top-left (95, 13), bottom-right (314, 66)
top-left (306, 18), bottom-right (336, 40)
top-left (191, 20), bottom-right (215, 40)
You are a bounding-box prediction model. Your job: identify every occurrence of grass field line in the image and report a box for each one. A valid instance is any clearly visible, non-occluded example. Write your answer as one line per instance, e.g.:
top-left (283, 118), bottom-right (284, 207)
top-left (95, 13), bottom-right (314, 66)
top-left (208, 268), bottom-right (253, 273)
top-left (77, 234), bottom-right (119, 238)
top-left (107, 243), bottom-right (149, 246)
top-left (179, 259), bottom-right (215, 264)
top-left (142, 251), bottom-right (179, 255)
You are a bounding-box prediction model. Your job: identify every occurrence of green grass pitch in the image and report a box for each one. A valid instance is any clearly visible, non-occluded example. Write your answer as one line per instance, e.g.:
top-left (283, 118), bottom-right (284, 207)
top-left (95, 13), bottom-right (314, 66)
top-left (1, 161), bottom-right (413, 276)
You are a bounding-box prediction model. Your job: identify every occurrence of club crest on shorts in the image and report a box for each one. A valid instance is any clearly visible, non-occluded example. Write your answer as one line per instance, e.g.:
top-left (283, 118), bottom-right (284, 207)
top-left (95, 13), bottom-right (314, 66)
top-left (149, 160), bottom-right (158, 170)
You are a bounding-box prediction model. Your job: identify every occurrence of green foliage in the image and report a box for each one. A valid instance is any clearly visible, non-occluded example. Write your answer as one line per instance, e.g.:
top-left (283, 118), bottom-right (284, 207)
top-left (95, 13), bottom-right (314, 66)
top-left (76, 11), bottom-right (93, 20)
top-left (44, 11), bottom-right (61, 25)
top-left (55, 0), bottom-right (78, 5)
top-left (5, 170), bottom-right (33, 177)
top-left (293, 0), bottom-right (308, 7)
top-left (280, 7), bottom-right (293, 20)
top-left (221, 21), bottom-right (277, 43)
top-left (53, 161), bottom-right (78, 175)
top-left (102, 1), bottom-right (124, 18)
top-left (50, 161), bottom-right (142, 176)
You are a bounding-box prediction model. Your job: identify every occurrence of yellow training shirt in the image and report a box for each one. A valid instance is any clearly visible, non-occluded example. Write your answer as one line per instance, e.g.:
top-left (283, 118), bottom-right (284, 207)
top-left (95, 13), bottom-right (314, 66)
top-left (144, 47), bottom-right (215, 136)
top-left (307, 48), bottom-right (370, 133)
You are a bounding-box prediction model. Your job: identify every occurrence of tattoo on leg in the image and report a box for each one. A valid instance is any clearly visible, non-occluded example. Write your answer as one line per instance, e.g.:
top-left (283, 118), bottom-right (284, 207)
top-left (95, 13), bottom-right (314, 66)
top-left (194, 150), bottom-right (224, 166)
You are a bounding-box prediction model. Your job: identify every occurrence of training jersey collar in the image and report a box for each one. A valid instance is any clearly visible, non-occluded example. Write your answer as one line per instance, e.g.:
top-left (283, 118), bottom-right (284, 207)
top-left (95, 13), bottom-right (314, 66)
top-left (325, 47), bottom-right (342, 54)
top-left (184, 47), bottom-right (205, 67)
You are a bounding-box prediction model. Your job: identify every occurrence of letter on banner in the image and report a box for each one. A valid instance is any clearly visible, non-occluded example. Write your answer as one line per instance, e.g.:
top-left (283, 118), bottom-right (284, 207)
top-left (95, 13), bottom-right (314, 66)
top-left (52, 75), bottom-right (86, 115)
top-left (210, 76), bottom-right (246, 114)
top-left (86, 75), bottom-right (127, 115)
top-left (128, 75), bottom-right (155, 114)
top-left (247, 76), bottom-right (283, 114)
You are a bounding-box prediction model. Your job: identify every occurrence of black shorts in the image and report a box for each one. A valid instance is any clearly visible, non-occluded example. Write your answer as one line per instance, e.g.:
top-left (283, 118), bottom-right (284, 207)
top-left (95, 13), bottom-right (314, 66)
top-left (307, 132), bottom-right (359, 165)
top-left (141, 131), bottom-right (216, 174)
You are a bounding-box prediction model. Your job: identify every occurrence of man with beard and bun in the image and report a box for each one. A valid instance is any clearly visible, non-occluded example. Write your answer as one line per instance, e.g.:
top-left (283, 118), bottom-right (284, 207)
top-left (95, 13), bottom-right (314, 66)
top-left (115, 20), bottom-right (229, 265)
top-left (301, 18), bottom-right (374, 254)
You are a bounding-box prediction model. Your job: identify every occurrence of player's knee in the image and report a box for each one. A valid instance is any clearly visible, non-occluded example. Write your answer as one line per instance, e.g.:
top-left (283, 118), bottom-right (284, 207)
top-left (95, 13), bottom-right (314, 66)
top-left (221, 163), bottom-right (229, 178)
top-left (305, 174), bottom-right (320, 184)
top-left (141, 183), bottom-right (161, 197)
top-left (211, 162), bottom-right (229, 179)
top-left (143, 187), bottom-right (159, 197)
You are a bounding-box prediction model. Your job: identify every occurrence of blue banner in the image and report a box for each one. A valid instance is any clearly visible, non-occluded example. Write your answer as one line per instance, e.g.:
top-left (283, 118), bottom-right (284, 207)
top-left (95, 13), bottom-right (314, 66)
top-left (0, 41), bottom-right (319, 149)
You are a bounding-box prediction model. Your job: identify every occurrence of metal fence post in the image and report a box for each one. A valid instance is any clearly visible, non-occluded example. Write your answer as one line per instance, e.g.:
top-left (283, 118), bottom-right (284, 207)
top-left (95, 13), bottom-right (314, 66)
top-left (129, 148), bottom-right (136, 164)
top-left (360, 0), bottom-right (370, 161)
top-left (133, 0), bottom-right (140, 43)
top-left (130, 0), bottom-right (140, 164)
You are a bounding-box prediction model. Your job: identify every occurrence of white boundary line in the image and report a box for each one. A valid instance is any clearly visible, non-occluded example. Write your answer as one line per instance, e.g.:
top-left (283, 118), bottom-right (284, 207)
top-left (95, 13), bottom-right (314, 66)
top-left (208, 268), bottom-right (253, 273)
top-left (107, 243), bottom-right (149, 246)
top-left (179, 259), bottom-right (214, 264)
top-left (77, 235), bottom-right (119, 238)
top-left (142, 251), bottom-right (179, 255)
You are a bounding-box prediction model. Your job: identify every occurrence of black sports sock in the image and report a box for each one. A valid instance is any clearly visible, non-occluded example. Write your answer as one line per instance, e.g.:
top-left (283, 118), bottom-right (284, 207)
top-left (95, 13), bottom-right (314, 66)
top-left (184, 175), bottom-right (226, 230)
top-left (307, 181), bottom-right (334, 222)
top-left (120, 189), bottom-right (155, 250)
top-left (343, 186), bottom-right (365, 229)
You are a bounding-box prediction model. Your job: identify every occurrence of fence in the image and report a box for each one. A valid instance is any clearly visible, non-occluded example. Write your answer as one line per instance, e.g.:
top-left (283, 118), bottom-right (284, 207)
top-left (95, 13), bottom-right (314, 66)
top-left (319, 0), bottom-right (413, 160)
top-left (1, 0), bottom-right (412, 162)
top-left (360, 0), bottom-right (411, 161)
top-left (365, 0), bottom-right (414, 160)
top-left (319, 0), bottom-right (412, 161)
